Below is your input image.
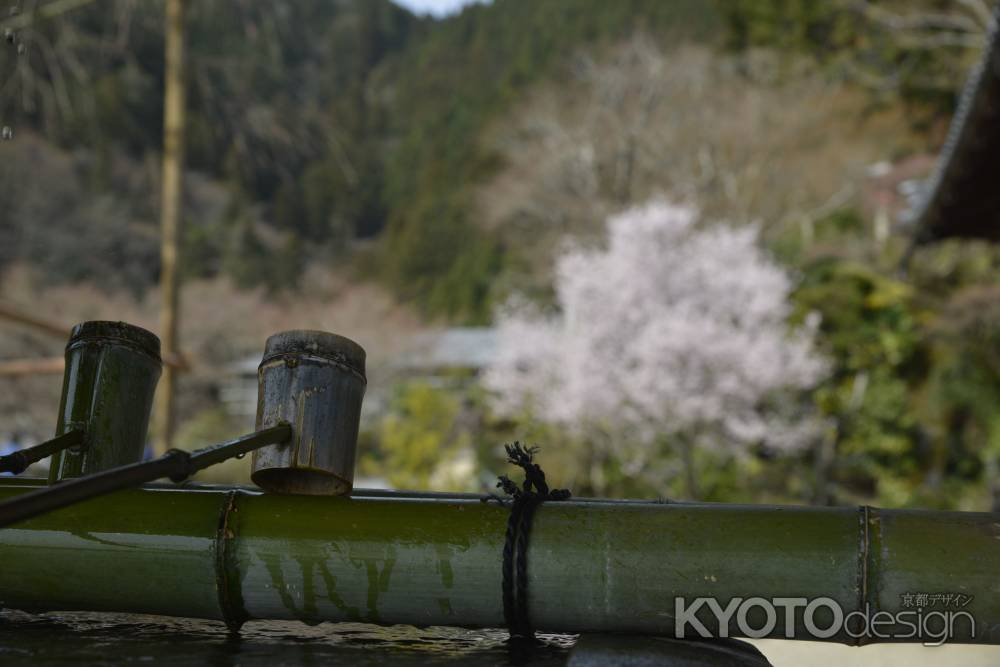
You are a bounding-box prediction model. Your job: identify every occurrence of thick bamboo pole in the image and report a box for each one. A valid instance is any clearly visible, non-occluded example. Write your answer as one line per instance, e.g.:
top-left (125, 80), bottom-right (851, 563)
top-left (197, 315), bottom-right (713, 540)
top-left (0, 485), bottom-right (995, 645)
top-left (251, 331), bottom-right (367, 495)
top-left (154, 0), bottom-right (188, 457)
top-left (48, 322), bottom-right (162, 481)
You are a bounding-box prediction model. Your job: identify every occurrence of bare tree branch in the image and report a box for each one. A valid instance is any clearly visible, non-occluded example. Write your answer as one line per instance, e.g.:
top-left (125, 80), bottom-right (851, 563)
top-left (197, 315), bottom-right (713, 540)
top-left (0, 0), bottom-right (97, 31)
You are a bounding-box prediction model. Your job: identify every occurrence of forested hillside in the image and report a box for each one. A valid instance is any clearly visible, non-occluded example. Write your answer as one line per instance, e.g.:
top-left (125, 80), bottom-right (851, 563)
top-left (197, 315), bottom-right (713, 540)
top-left (3, 0), bottom-right (978, 319)
top-left (2, 0), bottom-right (998, 509)
top-left (0, 0), bottom-right (729, 318)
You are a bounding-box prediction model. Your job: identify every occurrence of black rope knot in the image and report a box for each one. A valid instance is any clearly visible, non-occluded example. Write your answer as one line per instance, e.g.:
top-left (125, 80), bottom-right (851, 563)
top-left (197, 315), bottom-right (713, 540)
top-left (486, 442), bottom-right (571, 641)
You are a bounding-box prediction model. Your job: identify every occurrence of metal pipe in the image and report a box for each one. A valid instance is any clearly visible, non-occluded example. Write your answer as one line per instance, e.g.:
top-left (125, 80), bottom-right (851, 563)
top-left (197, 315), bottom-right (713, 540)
top-left (48, 321), bottom-right (162, 482)
top-left (0, 425), bottom-right (290, 528)
top-left (0, 430), bottom-right (84, 474)
top-left (0, 486), bottom-right (994, 645)
top-left (0, 478), bottom-right (680, 505)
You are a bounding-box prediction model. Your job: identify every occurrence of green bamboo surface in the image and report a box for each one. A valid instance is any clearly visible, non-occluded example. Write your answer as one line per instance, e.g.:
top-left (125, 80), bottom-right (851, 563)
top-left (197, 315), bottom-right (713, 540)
top-left (48, 321), bottom-right (161, 481)
top-left (0, 483), bottom-right (996, 644)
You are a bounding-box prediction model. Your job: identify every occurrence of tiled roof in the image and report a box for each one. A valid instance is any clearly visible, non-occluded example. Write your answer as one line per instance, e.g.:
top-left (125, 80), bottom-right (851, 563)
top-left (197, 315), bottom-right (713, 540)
top-left (911, 10), bottom-right (1000, 243)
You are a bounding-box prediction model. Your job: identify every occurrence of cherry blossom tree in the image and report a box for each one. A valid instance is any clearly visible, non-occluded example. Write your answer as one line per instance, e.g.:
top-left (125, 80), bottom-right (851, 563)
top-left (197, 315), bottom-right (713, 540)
top-left (483, 200), bottom-right (827, 498)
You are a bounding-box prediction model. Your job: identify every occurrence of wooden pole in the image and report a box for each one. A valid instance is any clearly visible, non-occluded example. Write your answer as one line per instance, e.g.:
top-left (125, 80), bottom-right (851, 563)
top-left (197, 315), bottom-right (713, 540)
top-left (0, 301), bottom-right (187, 371)
top-left (0, 357), bottom-right (64, 376)
top-left (0, 486), bottom-right (995, 645)
top-left (0, 303), bottom-right (69, 338)
top-left (154, 0), bottom-right (188, 456)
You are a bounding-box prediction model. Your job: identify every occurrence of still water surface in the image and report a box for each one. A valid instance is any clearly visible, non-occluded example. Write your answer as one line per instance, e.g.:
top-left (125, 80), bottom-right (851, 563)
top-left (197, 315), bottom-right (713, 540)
top-left (0, 610), bottom-right (575, 666)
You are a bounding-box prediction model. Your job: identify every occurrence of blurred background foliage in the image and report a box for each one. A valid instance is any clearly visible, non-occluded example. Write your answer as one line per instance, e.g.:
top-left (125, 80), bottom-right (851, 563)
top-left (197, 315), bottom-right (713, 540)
top-left (0, 0), bottom-right (998, 510)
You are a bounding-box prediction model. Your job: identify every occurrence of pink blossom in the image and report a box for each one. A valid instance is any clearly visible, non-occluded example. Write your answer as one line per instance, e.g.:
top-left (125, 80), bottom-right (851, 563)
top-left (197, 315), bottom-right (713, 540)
top-left (484, 200), bottom-right (828, 460)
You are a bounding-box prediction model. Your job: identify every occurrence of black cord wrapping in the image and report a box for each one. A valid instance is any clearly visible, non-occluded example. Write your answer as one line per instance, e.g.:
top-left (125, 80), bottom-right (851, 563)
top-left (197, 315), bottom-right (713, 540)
top-left (485, 442), bottom-right (571, 641)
